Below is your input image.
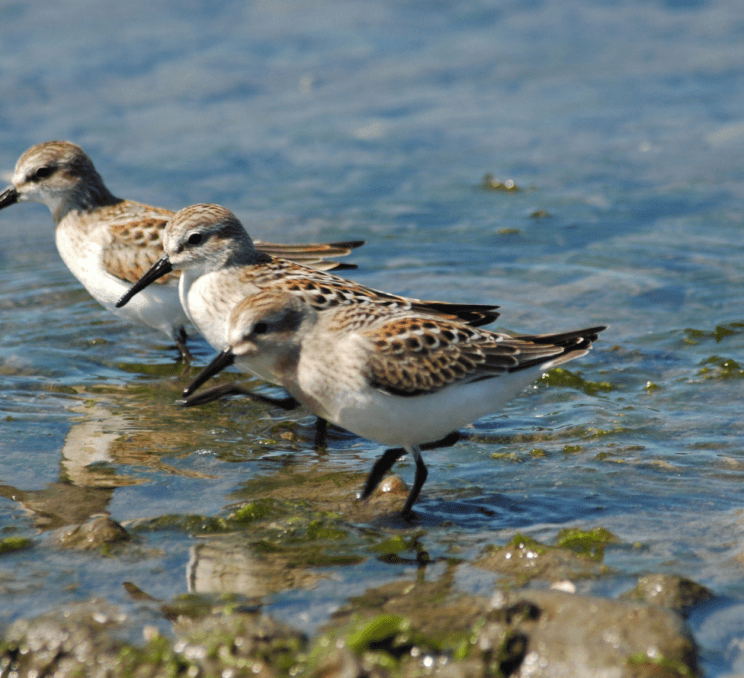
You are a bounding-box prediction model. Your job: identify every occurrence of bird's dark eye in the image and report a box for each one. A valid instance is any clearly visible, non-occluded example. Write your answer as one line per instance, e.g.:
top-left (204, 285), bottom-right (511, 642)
top-left (187, 232), bottom-right (203, 245)
top-left (31, 166), bottom-right (54, 182)
top-left (253, 321), bottom-right (269, 335)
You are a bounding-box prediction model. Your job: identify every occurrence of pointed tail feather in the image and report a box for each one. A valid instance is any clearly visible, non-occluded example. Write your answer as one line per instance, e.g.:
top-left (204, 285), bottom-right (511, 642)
top-left (508, 325), bottom-right (608, 373)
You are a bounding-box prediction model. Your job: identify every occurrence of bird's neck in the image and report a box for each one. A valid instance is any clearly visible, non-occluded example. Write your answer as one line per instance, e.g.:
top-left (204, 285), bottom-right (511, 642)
top-left (52, 177), bottom-right (121, 223)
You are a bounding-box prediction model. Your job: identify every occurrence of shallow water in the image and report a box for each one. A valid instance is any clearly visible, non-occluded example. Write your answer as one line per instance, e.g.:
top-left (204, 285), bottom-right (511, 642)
top-left (1, 0), bottom-right (744, 674)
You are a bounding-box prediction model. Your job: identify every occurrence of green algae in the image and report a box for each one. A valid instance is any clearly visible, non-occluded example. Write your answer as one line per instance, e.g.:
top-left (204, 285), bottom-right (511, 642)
top-left (346, 614), bottom-right (410, 653)
top-left (305, 519), bottom-right (349, 541)
top-left (627, 652), bottom-right (696, 677)
top-left (0, 536), bottom-right (33, 556)
top-left (491, 451), bottom-right (521, 461)
top-left (684, 322), bottom-right (744, 345)
top-left (129, 514), bottom-right (232, 534)
top-left (506, 533), bottom-right (545, 554)
top-left (476, 533), bottom-right (612, 585)
top-left (230, 498), bottom-right (278, 524)
top-left (370, 535), bottom-right (412, 556)
top-left (539, 367), bottom-right (615, 395)
top-left (481, 173), bottom-right (522, 191)
top-left (179, 500), bottom-right (369, 569)
top-left (115, 635), bottom-right (189, 678)
top-left (301, 611), bottom-right (469, 678)
top-left (555, 527), bottom-right (619, 561)
top-left (583, 426), bottom-right (628, 438)
top-left (698, 355), bottom-right (744, 379)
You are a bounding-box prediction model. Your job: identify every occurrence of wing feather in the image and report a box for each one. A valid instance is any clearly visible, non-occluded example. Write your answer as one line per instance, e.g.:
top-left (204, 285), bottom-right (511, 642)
top-left (355, 313), bottom-right (606, 397)
top-left (241, 259), bottom-right (500, 327)
top-left (103, 217), bottom-right (180, 285)
top-left (252, 240), bottom-right (365, 268)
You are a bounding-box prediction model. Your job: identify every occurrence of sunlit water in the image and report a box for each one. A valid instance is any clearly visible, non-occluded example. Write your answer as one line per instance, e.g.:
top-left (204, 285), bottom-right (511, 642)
top-left (1, 0), bottom-right (744, 673)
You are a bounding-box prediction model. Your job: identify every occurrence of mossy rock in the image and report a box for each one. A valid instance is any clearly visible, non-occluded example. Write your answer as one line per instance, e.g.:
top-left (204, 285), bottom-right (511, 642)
top-left (475, 532), bottom-right (613, 584)
top-left (621, 574), bottom-right (714, 617)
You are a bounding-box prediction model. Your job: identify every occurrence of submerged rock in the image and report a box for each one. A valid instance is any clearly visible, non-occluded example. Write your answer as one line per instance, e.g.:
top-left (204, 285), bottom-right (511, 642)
top-left (474, 533), bottom-right (612, 584)
top-left (52, 514), bottom-right (131, 551)
top-left (318, 572), bottom-right (699, 678)
top-left (621, 573), bottom-right (714, 617)
top-left (175, 609), bottom-right (306, 677)
top-left (486, 589), bottom-right (699, 678)
top-left (1, 601), bottom-right (134, 678)
top-left (0, 600), bottom-right (305, 678)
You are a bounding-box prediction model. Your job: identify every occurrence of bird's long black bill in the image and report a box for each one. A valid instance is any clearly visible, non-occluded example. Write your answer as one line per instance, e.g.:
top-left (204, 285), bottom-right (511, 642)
top-left (182, 349), bottom-right (236, 397)
top-left (115, 255), bottom-right (173, 308)
top-left (0, 186), bottom-right (18, 210)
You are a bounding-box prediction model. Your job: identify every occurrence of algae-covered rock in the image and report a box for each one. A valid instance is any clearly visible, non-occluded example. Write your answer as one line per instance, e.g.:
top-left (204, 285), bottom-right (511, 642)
top-left (176, 608), bottom-right (307, 677)
top-left (621, 574), bottom-right (714, 617)
top-left (475, 533), bottom-right (612, 584)
top-left (317, 552), bottom-right (698, 678)
top-left (0, 601), bottom-right (145, 678)
top-left (328, 566), bottom-right (487, 646)
top-left (0, 600), bottom-right (306, 678)
top-left (230, 463), bottom-right (412, 521)
top-left (539, 367), bottom-right (615, 395)
top-left (307, 582), bottom-right (699, 678)
top-left (486, 588), bottom-right (699, 678)
top-left (52, 514), bottom-right (131, 551)
top-left (0, 535), bottom-right (33, 556)
top-left (554, 526), bottom-right (619, 561)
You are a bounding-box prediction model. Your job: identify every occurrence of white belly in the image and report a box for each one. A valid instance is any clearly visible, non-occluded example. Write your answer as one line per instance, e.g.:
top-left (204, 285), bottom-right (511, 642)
top-left (56, 225), bottom-right (188, 340)
top-left (300, 364), bottom-right (542, 448)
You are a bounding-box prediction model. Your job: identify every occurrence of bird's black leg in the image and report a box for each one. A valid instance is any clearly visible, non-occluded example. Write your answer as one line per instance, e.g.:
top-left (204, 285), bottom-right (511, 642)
top-left (402, 445), bottom-right (428, 516)
top-left (359, 447), bottom-right (407, 500)
top-left (175, 327), bottom-right (193, 363)
top-left (313, 418), bottom-right (328, 449)
top-left (358, 432), bottom-right (458, 505)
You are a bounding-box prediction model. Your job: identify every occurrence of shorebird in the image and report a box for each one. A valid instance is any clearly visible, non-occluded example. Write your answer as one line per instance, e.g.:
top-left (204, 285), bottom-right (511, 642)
top-left (184, 287), bottom-right (606, 515)
top-left (0, 141), bottom-right (364, 358)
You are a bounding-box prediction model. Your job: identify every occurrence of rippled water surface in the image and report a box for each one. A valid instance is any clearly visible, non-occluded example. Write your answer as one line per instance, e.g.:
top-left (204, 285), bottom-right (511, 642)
top-left (1, 0), bottom-right (744, 674)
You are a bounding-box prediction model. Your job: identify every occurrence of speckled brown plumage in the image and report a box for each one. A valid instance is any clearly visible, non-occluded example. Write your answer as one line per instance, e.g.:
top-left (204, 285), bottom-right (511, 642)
top-left (238, 257), bottom-right (501, 327)
top-left (334, 304), bottom-right (603, 396)
top-left (104, 218), bottom-right (178, 284)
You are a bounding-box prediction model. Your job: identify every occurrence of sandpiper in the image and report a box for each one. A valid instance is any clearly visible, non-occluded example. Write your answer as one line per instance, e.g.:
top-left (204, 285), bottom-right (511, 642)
top-left (184, 287), bottom-right (606, 515)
